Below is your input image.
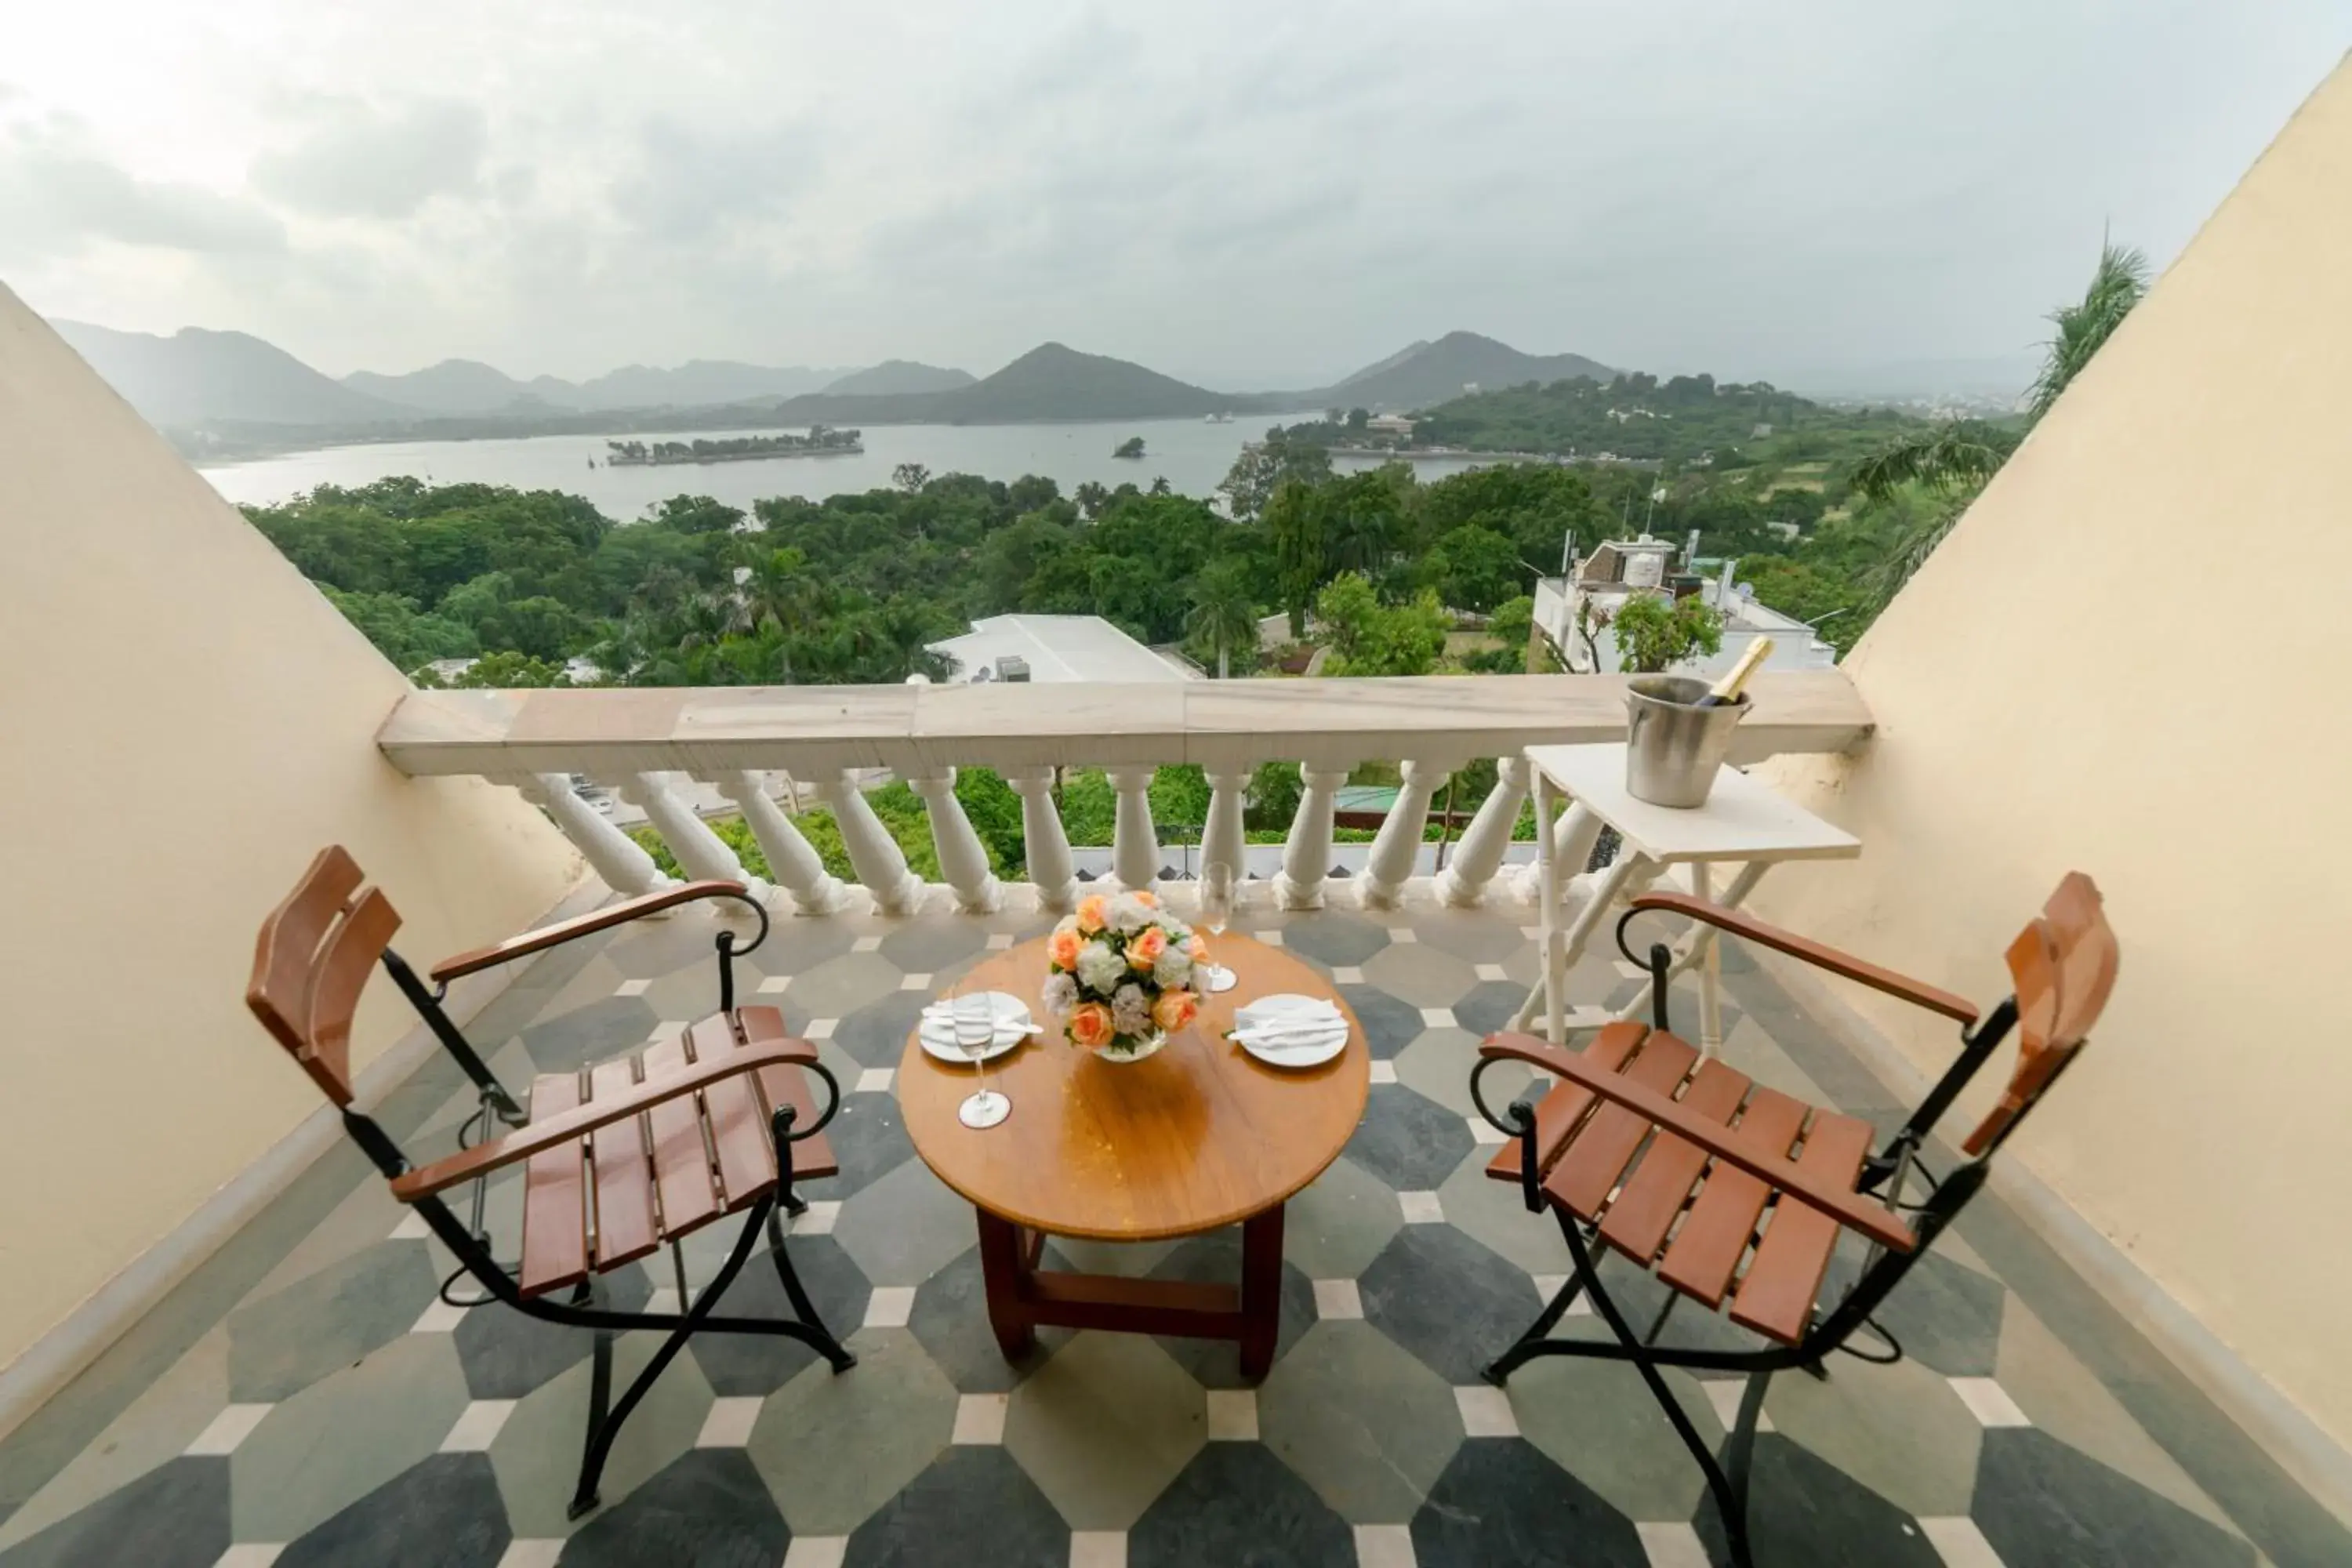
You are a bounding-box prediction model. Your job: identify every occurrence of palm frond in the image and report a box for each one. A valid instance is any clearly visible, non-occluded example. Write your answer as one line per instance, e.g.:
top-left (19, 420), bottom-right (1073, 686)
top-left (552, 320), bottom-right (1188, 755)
top-left (2027, 242), bottom-right (2149, 423)
top-left (1849, 421), bottom-right (2019, 502)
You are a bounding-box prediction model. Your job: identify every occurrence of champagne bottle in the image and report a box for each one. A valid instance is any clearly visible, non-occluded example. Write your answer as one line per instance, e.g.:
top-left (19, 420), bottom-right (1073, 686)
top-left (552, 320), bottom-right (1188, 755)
top-left (1694, 637), bottom-right (1773, 708)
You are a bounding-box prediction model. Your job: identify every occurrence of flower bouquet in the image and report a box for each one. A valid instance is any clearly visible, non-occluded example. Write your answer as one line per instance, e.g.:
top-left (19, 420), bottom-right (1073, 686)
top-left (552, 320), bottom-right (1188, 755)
top-left (1040, 891), bottom-right (1207, 1061)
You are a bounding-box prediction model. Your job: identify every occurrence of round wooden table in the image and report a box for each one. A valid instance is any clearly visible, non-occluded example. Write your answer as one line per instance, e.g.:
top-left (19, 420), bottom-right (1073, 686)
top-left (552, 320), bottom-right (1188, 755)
top-left (898, 930), bottom-right (1368, 1380)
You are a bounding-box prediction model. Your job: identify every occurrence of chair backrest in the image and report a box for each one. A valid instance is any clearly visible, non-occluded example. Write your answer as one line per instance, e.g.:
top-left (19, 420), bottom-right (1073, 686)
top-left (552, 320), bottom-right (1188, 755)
top-left (247, 846), bottom-right (403, 1106)
top-left (1962, 871), bottom-right (2118, 1155)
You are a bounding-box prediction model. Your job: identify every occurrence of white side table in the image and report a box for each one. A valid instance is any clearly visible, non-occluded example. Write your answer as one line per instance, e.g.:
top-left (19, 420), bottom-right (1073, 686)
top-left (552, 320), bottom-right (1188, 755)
top-left (1512, 743), bottom-right (1860, 1053)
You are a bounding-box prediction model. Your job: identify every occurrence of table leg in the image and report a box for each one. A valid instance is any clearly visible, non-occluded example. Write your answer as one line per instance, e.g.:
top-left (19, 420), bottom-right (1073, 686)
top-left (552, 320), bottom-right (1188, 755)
top-left (1508, 838), bottom-right (1646, 1040)
top-left (1611, 861), bottom-right (1770, 1049)
top-left (975, 1209), bottom-right (1036, 1361)
top-left (1240, 1205), bottom-right (1286, 1381)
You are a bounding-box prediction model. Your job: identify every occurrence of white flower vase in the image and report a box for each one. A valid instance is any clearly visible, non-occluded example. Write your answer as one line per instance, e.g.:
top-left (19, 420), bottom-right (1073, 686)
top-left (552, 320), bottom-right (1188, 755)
top-left (1093, 1030), bottom-right (1169, 1063)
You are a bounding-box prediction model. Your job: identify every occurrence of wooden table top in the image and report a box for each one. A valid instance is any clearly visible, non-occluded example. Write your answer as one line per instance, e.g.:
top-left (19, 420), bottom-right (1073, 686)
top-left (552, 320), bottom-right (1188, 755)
top-left (897, 931), bottom-right (1370, 1241)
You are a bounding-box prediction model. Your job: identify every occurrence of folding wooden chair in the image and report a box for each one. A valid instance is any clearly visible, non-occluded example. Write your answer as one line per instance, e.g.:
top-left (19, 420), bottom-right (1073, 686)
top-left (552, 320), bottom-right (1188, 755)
top-left (246, 848), bottom-right (855, 1519)
top-left (1471, 872), bottom-right (2117, 1568)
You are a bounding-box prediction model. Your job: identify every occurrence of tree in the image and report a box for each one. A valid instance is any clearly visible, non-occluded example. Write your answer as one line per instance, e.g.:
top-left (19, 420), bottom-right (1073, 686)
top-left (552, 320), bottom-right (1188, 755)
top-left (1266, 479), bottom-right (1328, 636)
top-left (2029, 241), bottom-right (2150, 421)
top-left (1073, 481), bottom-right (1109, 520)
top-left (1425, 524), bottom-right (1524, 614)
top-left (891, 463), bottom-right (931, 494)
top-left (1113, 436), bottom-right (1145, 459)
top-left (1314, 574), bottom-right (1446, 677)
top-left (1346, 407), bottom-right (1371, 430)
top-left (452, 649), bottom-right (571, 688)
top-left (1218, 434), bottom-right (1331, 521)
top-left (1610, 590), bottom-right (1722, 673)
top-left (1185, 557), bottom-right (1261, 678)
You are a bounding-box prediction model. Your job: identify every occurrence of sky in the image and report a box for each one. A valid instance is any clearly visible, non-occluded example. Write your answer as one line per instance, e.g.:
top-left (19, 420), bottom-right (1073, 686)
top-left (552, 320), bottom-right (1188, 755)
top-left (3, 1), bottom-right (2346, 390)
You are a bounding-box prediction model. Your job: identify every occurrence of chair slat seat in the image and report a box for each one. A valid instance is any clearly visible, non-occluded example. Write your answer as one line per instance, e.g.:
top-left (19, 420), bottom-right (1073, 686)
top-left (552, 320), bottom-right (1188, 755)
top-left (1480, 1022), bottom-right (1646, 1184)
top-left (1546, 1029), bottom-right (1700, 1219)
top-left (513, 1004), bottom-right (833, 1300)
top-left (1729, 1110), bottom-right (1875, 1343)
top-left (1654, 1087), bottom-right (1809, 1311)
top-left (519, 1073), bottom-right (590, 1298)
top-left (1595, 1058), bottom-right (1752, 1264)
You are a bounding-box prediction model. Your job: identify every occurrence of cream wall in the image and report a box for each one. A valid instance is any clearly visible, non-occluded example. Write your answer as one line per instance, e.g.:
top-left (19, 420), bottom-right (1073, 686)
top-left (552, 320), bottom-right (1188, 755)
top-left (0, 290), bottom-right (582, 1379)
top-left (1750, 60), bottom-right (2352, 1446)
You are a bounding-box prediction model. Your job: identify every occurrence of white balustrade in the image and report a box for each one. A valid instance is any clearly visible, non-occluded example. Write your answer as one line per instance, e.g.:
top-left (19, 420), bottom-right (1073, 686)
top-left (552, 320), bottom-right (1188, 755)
top-left (814, 769), bottom-right (924, 916)
top-left (1010, 766), bottom-right (1077, 913)
top-left (1434, 756), bottom-right (1529, 908)
top-left (909, 769), bottom-right (1003, 914)
top-left (1359, 759), bottom-right (1450, 909)
top-left (1200, 764), bottom-right (1251, 902)
top-left (1107, 765), bottom-right (1162, 894)
top-left (1274, 764), bottom-right (1350, 911)
top-left (712, 770), bottom-right (848, 916)
top-left (511, 772), bottom-right (674, 898)
top-left (622, 773), bottom-right (772, 904)
top-left (1515, 797), bottom-right (1607, 906)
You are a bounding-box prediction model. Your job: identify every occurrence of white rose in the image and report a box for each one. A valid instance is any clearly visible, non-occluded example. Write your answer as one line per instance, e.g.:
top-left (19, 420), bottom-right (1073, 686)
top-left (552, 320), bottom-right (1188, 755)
top-left (1040, 972), bottom-right (1079, 1016)
top-left (1076, 939), bottom-right (1125, 994)
top-left (1112, 983), bottom-right (1152, 1036)
top-left (1159, 914), bottom-right (1193, 943)
top-left (1153, 946), bottom-right (1194, 989)
top-left (1108, 895), bottom-right (1152, 934)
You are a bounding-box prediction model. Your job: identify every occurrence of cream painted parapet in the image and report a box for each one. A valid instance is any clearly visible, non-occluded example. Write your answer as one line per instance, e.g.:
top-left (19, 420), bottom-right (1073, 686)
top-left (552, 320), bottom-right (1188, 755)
top-left (377, 673), bottom-right (1871, 919)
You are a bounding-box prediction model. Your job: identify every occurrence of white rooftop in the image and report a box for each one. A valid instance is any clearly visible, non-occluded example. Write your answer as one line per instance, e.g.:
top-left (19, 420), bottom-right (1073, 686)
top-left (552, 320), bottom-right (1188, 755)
top-left (928, 614), bottom-right (1196, 684)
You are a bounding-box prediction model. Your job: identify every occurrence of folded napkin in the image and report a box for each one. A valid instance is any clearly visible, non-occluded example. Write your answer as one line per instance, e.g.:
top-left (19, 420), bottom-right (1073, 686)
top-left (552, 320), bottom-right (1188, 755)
top-left (919, 992), bottom-right (1035, 1047)
top-left (1229, 996), bottom-right (1347, 1057)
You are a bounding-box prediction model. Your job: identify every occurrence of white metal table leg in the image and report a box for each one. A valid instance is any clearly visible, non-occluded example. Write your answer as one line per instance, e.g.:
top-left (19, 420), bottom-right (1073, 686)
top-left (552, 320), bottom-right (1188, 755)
top-left (1610, 860), bottom-right (1770, 1051)
top-left (1508, 829), bottom-right (1646, 1041)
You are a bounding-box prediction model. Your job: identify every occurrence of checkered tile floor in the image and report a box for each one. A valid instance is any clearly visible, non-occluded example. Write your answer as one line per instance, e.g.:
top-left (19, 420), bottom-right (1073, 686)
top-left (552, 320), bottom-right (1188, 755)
top-left (1, 899), bottom-right (2343, 1567)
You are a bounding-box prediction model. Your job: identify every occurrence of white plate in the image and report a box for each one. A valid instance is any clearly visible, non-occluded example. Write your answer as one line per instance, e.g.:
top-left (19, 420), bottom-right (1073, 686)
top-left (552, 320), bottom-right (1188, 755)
top-left (919, 993), bottom-right (1036, 1064)
top-left (1231, 994), bottom-right (1350, 1069)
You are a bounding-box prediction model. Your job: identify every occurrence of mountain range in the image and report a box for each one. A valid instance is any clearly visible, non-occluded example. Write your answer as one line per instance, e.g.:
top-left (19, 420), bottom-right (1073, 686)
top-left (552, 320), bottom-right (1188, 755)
top-left (46, 319), bottom-right (1624, 442)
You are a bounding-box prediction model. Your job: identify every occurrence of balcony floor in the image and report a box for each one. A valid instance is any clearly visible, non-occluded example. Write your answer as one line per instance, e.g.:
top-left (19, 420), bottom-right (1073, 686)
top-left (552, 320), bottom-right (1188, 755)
top-left (2, 898), bottom-right (2343, 1568)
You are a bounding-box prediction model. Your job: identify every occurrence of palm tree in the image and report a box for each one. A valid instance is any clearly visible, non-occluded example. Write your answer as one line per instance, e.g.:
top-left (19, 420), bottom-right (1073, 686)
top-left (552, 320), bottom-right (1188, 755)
top-left (1186, 560), bottom-right (1260, 678)
top-left (1850, 240), bottom-right (2149, 606)
top-left (735, 546), bottom-right (811, 681)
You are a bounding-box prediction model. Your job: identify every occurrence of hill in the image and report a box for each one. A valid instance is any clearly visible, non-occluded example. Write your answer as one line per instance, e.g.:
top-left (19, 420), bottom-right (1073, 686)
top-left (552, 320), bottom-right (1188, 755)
top-left (566, 359), bottom-right (848, 410)
top-left (822, 360), bottom-right (975, 397)
top-left (765, 342), bottom-right (1253, 424)
top-left (1331, 330), bottom-right (1615, 410)
top-left (52, 321), bottom-right (413, 428)
top-left (343, 359), bottom-right (562, 416)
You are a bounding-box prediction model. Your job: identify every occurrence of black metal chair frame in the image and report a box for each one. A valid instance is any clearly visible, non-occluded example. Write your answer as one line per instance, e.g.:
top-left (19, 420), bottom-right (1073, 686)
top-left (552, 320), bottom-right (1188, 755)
top-left (340, 887), bottom-right (855, 1519)
top-left (1468, 906), bottom-right (2065, 1568)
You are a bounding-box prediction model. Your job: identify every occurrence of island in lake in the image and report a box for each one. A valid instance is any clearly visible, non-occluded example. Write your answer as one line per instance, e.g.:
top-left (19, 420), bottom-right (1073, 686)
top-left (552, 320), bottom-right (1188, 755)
top-left (605, 426), bottom-right (862, 466)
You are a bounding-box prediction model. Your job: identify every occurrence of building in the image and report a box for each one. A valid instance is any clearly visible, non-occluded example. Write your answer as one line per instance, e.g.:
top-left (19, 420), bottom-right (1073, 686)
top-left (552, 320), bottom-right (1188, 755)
top-left (1532, 533), bottom-right (1838, 677)
top-left (926, 613), bottom-right (1196, 684)
top-left (1365, 413), bottom-right (1417, 437)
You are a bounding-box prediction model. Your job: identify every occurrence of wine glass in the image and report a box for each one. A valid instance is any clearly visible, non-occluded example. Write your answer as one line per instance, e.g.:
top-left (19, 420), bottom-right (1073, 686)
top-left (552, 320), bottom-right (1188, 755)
top-left (953, 975), bottom-right (1010, 1130)
top-left (1197, 862), bottom-right (1240, 993)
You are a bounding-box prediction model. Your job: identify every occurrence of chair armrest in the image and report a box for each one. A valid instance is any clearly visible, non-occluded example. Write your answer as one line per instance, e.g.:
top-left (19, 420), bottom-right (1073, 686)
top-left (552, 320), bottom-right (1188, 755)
top-left (1628, 892), bottom-right (1980, 1025)
top-left (388, 1036), bottom-right (817, 1200)
top-left (1478, 1033), bottom-right (1917, 1253)
top-left (430, 880), bottom-right (752, 983)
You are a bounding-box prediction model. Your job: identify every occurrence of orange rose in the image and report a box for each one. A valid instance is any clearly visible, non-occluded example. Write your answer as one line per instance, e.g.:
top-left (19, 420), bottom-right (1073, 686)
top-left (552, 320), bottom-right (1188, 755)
top-left (1127, 925), bottom-right (1169, 970)
top-left (1075, 894), bottom-right (1109, 934)
top-left (1185, 934), bottom-right (1208, 960)
top-left (1047, 923), bottom-right (1083, 971)
top-left (1132, 889), bottom-right (1159, 908)
top-left (1152, 989), bottom-right (1200, 1033)
top-left (1067, 1002), bottom-right (1115, 1049)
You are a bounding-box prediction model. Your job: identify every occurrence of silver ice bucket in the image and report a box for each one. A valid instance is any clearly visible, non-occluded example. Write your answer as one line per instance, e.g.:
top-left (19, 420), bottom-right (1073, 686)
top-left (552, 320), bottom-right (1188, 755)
top-left (1624, 676), bottom-right (1747, 808)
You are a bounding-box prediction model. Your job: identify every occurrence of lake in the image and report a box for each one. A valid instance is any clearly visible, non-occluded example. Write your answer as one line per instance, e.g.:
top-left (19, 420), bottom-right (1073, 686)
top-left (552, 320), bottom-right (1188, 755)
top-left (199, 415), bottom-right (1497, 513)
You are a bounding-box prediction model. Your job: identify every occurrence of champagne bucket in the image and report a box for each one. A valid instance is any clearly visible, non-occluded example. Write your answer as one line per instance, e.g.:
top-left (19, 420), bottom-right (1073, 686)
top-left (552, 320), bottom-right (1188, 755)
top-left (1624, 676), bottom-right (1747, 808)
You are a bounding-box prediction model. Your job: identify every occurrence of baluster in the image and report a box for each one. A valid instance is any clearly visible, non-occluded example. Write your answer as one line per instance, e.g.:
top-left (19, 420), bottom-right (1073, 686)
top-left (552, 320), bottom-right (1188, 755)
top-left (1359, 758), bottom-right (1450, 909)
top-left (1434, 756), bottom-right (1529, 908)
top-left (909, 769), bottom-right (1003, 914)
top-left (1515, 797), bottom-right (1606, 906)
top-left (713, 770), bottom-right (848, 916)
top-left (815, 769), bottom-right (923, 916)
top-left (1107, 765), bottom-right (1162, 894)
top-left (1274, 764), bottom-right (1349, 911)
top-left (1200, 764), bottom-right (1251, 897)
top-left (622, 773), bottom-right (771, 903)
top-left (510, 772), bottom-right (673, 898)
top-left (1010, 766), bottom-right (1076, 913)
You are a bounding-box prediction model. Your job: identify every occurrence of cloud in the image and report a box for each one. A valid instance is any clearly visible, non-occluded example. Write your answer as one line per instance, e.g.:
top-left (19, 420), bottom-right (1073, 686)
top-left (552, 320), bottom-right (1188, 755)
top-left (0, 116), bottom-right (284, 261)
top-left (608, 116), bottom-right (822, 239)
top-left (251, 96), bottom-right (487, 219)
